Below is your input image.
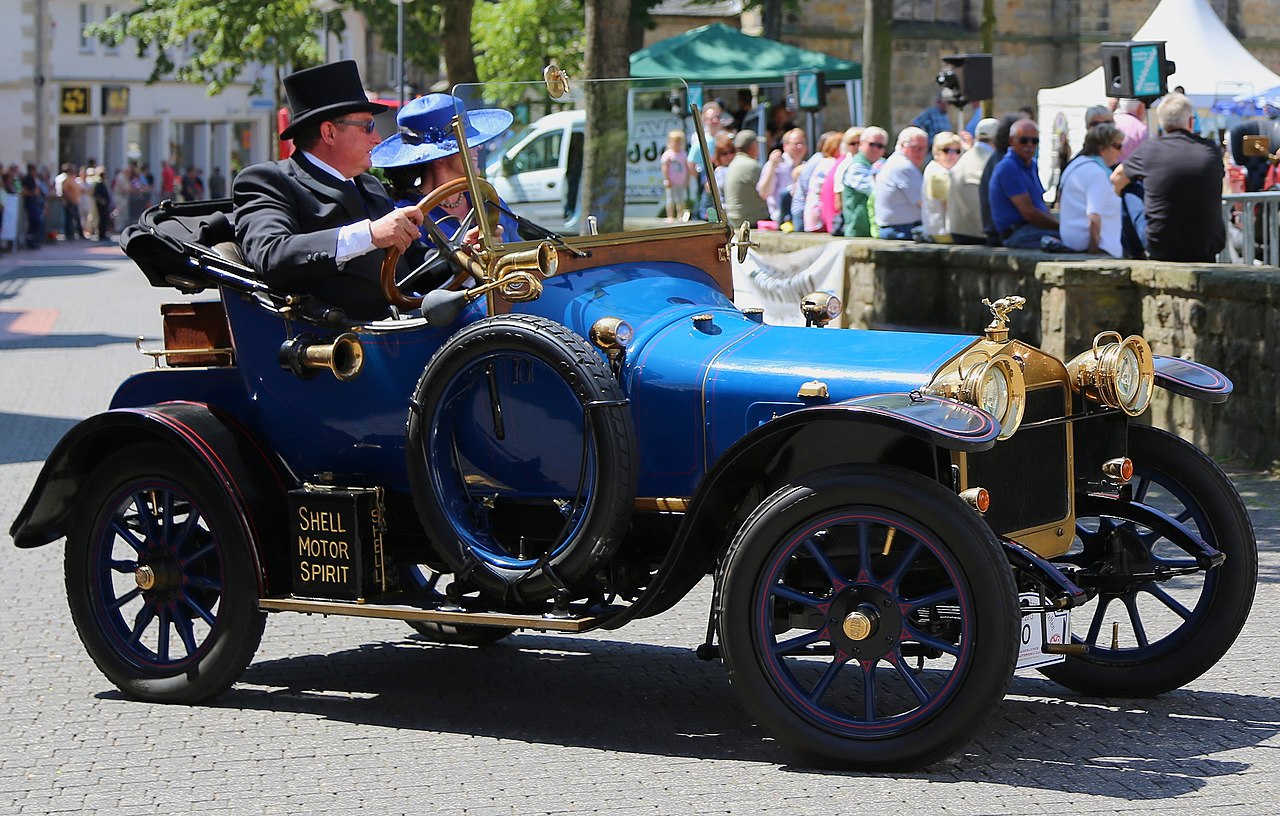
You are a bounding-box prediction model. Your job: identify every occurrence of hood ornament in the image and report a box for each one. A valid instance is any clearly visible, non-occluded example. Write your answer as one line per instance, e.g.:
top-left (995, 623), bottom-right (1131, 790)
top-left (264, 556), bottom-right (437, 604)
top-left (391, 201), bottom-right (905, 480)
top-left (982, 295), bottom-right (1025, 342)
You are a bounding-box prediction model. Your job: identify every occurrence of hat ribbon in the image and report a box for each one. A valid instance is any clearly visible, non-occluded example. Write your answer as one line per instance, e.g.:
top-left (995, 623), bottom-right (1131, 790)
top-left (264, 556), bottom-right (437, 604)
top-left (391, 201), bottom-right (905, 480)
top-left (399, 124), bottom-right (457, 149)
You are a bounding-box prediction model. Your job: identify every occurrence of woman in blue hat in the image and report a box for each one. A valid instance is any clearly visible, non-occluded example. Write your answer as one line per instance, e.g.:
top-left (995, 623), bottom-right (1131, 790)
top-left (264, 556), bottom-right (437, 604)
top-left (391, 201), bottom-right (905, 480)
top-left (372, 93), bottom-right (521, 247)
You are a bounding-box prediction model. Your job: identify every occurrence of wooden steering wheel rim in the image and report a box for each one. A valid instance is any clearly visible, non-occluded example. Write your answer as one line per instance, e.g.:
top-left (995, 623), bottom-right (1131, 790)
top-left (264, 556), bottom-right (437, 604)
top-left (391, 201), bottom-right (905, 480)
top-left (379, 176), bottom-right (503, 311)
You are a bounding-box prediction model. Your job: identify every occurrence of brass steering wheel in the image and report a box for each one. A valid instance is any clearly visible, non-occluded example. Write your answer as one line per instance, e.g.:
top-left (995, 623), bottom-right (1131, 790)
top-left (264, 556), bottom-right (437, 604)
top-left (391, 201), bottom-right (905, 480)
top-left (379, 176), bottom-right (504, 311)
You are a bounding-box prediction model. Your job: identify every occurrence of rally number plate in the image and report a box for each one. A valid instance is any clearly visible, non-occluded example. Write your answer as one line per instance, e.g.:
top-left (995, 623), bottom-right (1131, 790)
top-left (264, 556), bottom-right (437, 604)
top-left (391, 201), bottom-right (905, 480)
top-left (1016, 592), bottom-right (1070, 671)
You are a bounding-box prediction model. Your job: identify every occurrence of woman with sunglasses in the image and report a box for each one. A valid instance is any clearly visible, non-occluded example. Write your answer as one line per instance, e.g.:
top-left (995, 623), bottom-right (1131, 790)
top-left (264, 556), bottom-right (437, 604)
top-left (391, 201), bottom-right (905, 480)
top-left (1057, 123), bottom-right (1125, 257)
top-left (921, 131), bottom-right (964, 242)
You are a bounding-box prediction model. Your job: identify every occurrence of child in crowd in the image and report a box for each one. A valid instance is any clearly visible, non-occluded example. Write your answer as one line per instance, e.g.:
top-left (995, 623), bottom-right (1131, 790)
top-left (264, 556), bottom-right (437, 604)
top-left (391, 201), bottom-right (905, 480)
top-left (661, 130), bottom-right (690, 222)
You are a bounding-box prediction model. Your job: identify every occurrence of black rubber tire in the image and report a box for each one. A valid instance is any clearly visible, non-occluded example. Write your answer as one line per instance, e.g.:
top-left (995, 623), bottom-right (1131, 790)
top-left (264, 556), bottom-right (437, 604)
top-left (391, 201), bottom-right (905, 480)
top-left (1041, 425), bottom-right (1257, 696)
top-left (405, 620), bottom-right (516, 645)
top-left (718, 466), bottom-right (1020, 770)
top-left (407, 314), bottom-right (637, 603)
top-left (65, 444), bottom-right (265, 703)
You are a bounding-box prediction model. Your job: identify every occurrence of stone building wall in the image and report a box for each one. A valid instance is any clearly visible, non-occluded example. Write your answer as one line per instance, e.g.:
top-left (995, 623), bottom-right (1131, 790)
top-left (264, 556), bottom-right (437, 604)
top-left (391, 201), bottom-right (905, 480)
top-left (778, 0), bottom-right (1280, 136)
top-left (753, 232), bottom-right (1280, 467)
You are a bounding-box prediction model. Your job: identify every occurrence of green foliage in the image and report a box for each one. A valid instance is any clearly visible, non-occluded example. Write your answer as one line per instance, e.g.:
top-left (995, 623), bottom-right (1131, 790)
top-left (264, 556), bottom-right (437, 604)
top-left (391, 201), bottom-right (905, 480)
top-left (346, 0), bottom-right (441, 77)
top-left (473, 0), bottom-right (585, 104)
top-left (86, 0), bottom-right (328, 96)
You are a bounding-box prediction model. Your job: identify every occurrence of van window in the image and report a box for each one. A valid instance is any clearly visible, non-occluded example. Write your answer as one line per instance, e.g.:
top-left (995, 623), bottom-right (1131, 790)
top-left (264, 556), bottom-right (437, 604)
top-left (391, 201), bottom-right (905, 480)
top-left (509, 132), bottom-right (563, 174)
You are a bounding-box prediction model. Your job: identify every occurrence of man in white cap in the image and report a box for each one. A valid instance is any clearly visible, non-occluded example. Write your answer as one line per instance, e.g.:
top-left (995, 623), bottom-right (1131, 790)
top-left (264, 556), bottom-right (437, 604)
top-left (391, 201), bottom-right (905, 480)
top-left (234, 60), bottom-right (428, 320)
top-left (947, 117), bottom-right (999, 244)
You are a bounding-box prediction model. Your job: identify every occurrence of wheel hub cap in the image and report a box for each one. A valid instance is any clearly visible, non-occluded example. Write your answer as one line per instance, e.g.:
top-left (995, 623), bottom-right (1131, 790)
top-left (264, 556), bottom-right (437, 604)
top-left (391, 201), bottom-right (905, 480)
top-left (134, 565), bottom-right (157, 590)
top-left (842, 608), bottom-right (876, 641)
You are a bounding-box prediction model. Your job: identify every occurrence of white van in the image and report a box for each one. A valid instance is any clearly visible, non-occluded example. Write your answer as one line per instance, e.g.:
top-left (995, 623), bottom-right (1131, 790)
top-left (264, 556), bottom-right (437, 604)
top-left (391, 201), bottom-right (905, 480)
top-left (486, 107), bottom-right (683, 233)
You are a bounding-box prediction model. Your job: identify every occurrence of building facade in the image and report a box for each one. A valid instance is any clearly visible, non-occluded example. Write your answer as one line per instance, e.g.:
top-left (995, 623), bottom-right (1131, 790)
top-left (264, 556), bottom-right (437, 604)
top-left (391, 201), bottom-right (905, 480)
top-left (781, 0), bottom-right (1280, 133)
top-left (1, 0), bottom-right (279, 180)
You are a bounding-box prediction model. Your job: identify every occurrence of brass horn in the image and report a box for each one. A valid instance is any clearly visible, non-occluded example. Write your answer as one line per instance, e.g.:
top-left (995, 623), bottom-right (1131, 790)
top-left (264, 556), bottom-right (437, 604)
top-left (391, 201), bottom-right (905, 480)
top-left (278, 332), bottom-right (365, 381)
top-left (487, 241), bottom-right (558, 302)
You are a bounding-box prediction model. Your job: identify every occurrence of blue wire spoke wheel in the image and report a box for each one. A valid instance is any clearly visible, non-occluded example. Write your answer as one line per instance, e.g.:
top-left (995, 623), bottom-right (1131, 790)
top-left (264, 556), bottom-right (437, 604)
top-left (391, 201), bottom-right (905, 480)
top-left (1044, 425), bottom-right (1257, 696)
top-left (65, 444), bottom-right (264, 703)
top-left (718, 467), bottom-right (1019, 770)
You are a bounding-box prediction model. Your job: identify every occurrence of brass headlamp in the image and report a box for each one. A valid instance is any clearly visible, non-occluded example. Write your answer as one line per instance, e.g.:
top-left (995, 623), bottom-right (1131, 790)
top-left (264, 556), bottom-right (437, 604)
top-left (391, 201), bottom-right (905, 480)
top-left (1066, 332), bottom-right (1155, 416)
top-left (927, 350), bottom-right (1026, 439)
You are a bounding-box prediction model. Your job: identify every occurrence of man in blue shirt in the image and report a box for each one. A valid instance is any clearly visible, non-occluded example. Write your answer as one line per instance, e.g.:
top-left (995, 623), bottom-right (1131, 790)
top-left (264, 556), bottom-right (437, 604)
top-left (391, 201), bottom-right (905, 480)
top-left (912, 95), bottom-right (951, 146)
top-left (988, 118), bottom-right (1062, 249)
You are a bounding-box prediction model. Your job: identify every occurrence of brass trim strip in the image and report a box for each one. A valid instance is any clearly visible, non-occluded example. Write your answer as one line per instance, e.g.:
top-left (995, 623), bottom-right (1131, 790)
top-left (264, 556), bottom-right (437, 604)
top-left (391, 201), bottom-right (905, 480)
top-left (257, 596), bottom-right (598, 632)
top-left (634, 497), bottom-right (690, 512)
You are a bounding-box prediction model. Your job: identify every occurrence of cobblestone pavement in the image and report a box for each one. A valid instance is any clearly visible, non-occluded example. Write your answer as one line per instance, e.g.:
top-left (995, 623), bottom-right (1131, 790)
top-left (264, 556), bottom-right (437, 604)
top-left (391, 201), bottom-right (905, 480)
top-left (1, 242), bottom-right (1276, 815)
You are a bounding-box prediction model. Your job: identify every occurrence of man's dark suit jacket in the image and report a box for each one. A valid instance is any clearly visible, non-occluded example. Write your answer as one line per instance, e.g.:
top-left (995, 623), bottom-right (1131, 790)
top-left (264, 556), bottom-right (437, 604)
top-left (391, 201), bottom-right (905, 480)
top-left (233, 153), bottom-right (427, 320)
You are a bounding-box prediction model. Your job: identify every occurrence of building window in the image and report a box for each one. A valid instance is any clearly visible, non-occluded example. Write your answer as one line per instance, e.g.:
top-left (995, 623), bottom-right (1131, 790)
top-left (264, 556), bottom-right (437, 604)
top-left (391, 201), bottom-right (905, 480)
top-left (892, 0), bottom-right (965, 24)
top-left (103, 5), bottom-right (118, 54)
top-left (79, 3), bottom-right (93, 52)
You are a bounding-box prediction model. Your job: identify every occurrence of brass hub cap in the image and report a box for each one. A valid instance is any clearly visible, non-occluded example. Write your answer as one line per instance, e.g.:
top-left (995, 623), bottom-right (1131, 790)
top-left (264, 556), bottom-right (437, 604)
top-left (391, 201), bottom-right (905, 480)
top-left (134, 565), bottom-right (157, 590)
top-left (842, 609), bottom-right (875, 641)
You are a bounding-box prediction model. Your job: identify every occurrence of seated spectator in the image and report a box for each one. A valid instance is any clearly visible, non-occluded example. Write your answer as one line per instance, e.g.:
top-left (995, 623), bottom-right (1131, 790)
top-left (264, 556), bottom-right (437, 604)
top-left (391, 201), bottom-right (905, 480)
top-left (1058, 123), bottom-right (1125, 257)
top-left (912, 94), bottom-right (951, 145)
top-left (802, 132), bottom-right (842, 232)
top-left (1111, 92), bottom-right (1225, 263)
top-left (988, 118), bottom-right (1063, 249)
top-left (723, 129), bottom-right (771, 228)
top-left (759, 127), bottom-right (807, 224)
top-left (873, 126), bottom-right (929, 240)
top-left (921, 131), bottom-right (963, 242)
top-left (841, 126), bottom-right (887, 237)
top-left (1085, 104), bottom-right (1114, 128)
top-left (822, 127), bottom-right (861, 234)
top-left (1114, 98), bottom-right (1148, 163)
top-left (948, 118), bottom-right (999, 244)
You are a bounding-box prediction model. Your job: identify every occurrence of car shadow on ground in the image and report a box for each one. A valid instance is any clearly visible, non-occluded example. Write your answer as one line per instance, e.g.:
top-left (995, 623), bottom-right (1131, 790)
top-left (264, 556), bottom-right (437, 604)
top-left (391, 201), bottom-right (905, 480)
top-left (0, 411), bottom-right (81, 465)
top-left (143, 631), bottom-right (1277, 794)
top-left (0, 332), bottom-right (139, 350)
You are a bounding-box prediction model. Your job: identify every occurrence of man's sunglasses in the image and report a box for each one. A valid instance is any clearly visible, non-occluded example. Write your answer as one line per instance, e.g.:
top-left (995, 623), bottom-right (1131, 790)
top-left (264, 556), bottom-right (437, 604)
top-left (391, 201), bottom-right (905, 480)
top-left (332, 118), bottom-right (377, 134)
top-left (1016, 136), bottom-right (1040, 145)
top-left (865, 141), bottom-right (886, 149)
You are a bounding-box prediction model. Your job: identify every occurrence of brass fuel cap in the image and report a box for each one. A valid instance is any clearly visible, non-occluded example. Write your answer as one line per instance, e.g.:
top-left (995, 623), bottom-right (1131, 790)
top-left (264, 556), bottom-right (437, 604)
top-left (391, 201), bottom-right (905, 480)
top-left (842, 608), bottom-right (877, 641)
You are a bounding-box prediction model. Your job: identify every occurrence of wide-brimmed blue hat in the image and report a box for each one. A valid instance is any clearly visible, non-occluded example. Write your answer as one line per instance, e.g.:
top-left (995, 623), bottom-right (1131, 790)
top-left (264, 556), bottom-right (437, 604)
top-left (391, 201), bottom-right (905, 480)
top-left (371, 93), bottom-right (514, 168)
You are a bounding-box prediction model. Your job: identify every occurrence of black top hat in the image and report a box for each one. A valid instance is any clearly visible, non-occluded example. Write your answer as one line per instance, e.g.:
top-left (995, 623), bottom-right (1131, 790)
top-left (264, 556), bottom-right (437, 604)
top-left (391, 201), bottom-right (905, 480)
top-left (280, 60), bottom-right (387, 141)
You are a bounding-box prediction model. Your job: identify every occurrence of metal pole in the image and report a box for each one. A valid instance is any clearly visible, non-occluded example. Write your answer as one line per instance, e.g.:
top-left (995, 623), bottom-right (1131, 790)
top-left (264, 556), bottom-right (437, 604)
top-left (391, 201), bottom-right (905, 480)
top-left (397, 1), bottom-right (405, 109)
top-left (322, 11), bottom-right (330, 62)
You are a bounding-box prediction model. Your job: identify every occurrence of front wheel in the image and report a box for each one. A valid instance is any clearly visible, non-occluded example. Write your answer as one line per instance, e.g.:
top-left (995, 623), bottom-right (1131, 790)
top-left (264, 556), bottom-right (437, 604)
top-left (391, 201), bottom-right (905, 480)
top-left (1042, 425), bottom-right (1257, 696)
top-left (65, 445), bottom-right (265, 703)
top-left (718, 467), bottom-right (1019, 770)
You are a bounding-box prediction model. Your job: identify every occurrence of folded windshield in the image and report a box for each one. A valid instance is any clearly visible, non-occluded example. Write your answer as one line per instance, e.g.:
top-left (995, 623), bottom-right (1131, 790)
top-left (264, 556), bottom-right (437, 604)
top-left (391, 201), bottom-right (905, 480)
top-left (449, 76), bottom-right (724, 244)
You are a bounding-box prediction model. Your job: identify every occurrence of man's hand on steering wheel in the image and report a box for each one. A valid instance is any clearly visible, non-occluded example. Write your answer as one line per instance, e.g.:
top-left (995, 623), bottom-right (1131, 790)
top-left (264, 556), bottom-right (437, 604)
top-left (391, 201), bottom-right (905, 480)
top-left (369, 206), bottom-right (425, 252)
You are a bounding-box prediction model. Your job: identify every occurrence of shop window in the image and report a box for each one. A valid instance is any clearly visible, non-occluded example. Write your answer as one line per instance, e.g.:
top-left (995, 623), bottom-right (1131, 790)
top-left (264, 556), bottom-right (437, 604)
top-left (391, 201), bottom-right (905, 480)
top-left (79, 3), bottom-right (93, 52)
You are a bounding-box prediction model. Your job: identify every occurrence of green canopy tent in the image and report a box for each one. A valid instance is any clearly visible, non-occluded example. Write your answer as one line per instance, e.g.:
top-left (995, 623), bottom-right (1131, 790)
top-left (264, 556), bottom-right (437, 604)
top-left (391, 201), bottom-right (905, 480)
top-left (630, 23), bottom-right (862, 130)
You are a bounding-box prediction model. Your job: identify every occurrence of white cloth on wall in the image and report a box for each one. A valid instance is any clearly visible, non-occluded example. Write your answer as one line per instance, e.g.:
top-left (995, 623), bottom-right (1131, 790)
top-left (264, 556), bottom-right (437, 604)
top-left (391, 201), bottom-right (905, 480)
top-left (732, 241), bottom-right (849, 327)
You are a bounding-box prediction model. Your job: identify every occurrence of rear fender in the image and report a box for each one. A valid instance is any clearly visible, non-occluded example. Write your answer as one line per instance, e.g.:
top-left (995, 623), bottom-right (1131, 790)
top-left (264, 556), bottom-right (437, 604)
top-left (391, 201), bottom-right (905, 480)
top-left (10, 403), bottom-right (292, 595)
top-left (603, 396), bottom-right (999, 627)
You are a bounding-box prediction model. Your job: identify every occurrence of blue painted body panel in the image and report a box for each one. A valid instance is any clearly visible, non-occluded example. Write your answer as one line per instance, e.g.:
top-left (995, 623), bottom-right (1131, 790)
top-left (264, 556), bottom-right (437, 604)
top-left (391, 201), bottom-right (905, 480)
top-left (108, 263), bottom-right (976, 497)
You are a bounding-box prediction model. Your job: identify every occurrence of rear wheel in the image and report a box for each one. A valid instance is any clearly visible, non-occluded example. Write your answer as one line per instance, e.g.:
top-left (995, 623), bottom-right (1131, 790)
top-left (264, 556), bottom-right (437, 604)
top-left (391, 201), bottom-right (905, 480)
top-left (65, 445), bottom-right (265, 703)
top-left (1042, 425), bottom-right (1257, 696)
top-left (718, 467), bottom-right (1019, 770)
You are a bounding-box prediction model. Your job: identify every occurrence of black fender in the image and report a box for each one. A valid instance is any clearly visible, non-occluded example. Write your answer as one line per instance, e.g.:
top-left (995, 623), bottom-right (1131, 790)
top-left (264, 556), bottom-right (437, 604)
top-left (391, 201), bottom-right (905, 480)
top-left (603, 394), bottom-right (999, 628)
top-left (10, 402), bottom-right (293, 595)
top-left (1153, 355), bottom-right (1232, 403)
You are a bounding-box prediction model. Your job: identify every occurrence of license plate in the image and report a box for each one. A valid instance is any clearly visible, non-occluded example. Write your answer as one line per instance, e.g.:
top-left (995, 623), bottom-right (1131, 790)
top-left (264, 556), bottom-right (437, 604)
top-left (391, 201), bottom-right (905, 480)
top-left (1016, 592), bottom-right (1070, 670)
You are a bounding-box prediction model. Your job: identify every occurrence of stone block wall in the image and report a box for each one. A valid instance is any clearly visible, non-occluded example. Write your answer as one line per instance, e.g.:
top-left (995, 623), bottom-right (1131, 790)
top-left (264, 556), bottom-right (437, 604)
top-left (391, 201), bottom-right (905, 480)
top-left (752, 231), bottom-right (1280, 467)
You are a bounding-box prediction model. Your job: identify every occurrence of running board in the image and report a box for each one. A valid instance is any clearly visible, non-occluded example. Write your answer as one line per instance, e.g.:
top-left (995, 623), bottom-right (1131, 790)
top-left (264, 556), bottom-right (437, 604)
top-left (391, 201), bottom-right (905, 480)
top-left (257, 596), bottom-right (602, 633)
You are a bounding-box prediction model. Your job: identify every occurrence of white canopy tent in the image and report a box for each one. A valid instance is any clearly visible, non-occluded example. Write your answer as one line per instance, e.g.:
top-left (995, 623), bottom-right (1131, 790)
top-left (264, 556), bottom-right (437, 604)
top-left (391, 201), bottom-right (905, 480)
top-left (1036, 0), bottom-right (1280, 185)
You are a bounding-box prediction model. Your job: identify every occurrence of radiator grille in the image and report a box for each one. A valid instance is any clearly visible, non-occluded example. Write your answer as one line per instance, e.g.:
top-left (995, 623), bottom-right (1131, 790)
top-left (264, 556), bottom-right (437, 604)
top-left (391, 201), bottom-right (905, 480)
top-left (965, 385), bottom-right (1070, 535)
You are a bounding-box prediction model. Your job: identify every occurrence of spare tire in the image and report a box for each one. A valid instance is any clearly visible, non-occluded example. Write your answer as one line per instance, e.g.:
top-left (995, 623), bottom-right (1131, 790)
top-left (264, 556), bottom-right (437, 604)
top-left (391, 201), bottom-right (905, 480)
top-left (406, 314), bottom-right (637, 605)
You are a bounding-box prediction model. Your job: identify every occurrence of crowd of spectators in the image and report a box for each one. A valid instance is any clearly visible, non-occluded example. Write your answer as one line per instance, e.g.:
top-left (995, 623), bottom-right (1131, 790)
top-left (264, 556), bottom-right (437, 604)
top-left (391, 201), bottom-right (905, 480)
top-left (702, 87), bottom-right (1247, 266)
top-left (0, 159), bottom-right (229, 253)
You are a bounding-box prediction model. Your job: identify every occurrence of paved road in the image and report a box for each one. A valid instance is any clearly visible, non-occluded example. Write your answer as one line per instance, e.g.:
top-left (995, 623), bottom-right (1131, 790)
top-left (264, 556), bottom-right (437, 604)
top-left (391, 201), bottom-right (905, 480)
top-left (1, 242), bottom-right (1276, 814)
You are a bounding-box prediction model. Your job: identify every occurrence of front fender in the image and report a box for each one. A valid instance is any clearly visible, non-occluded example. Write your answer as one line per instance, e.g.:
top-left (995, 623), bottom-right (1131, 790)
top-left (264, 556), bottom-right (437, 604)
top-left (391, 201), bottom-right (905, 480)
top-left (603, 395), bottom-right (997, 628)
top-left (10, 403), bottom-right (293, 594)
top-left (1153, 355), bottom-right (1232, 403)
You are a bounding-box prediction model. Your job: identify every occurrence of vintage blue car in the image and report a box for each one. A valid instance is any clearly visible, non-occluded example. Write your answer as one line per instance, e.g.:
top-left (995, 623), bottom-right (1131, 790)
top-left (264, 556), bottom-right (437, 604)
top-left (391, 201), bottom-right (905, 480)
top-left (11, 77), bottom-right (1257, 770)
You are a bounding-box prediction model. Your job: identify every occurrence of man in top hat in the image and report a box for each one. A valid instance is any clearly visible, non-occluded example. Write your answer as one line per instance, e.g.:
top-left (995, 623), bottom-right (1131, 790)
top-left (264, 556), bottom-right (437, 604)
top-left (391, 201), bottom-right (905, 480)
top-left (233, 60), bottom-right (428, 320)
top-left (372, 93), bottom-right (521, 247)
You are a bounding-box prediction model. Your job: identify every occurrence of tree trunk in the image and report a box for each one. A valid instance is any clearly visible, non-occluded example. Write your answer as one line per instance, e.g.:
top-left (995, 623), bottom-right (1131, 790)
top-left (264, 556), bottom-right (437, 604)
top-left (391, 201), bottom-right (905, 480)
top-left (761, 0), bottom-right (783, 41)
top-left (580, 0), bottom-right (631, 234)
top-left (862, 0), bottom-right (893, 129)
top-left (441, 0), bottom-right (478, 86)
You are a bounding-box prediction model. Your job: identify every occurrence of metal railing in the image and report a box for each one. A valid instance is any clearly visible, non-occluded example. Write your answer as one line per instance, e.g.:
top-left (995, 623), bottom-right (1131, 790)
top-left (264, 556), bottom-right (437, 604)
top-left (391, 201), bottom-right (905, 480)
top-left (1220, 191), bottom-right (1280, 267)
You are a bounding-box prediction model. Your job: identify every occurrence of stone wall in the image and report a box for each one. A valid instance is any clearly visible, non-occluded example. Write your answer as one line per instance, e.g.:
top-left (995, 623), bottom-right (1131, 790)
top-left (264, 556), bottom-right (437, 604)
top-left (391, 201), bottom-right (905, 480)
top-left (753, 232), bottom-right (1280, 467)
